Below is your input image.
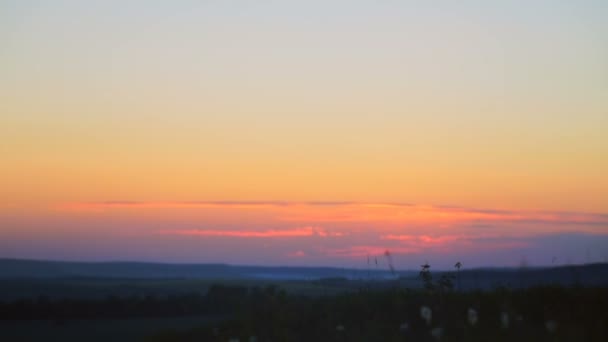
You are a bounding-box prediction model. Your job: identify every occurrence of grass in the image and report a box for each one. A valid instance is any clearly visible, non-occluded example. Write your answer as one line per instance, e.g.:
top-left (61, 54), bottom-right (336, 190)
top-left (0, 315), bottom-right (223, 342)
top-left (146, 286), bottom-right (608, 341)
top-left (2, 267), bottom-right (608, 341)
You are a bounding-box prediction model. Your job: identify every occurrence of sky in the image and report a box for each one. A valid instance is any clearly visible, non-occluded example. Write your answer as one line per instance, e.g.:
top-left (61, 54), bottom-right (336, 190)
top-left (1, 0), bottom-right (607, 269)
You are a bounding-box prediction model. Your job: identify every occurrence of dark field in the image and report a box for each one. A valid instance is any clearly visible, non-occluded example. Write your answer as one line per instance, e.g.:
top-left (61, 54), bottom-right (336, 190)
top-left (1, 261), bottom-right (608, 341)
top-left (0, 316), bottom-right (222, 342)
top-left (2, 284), bottom-right (607, 341)
top-left (149, 286), bottom-right (608, 342)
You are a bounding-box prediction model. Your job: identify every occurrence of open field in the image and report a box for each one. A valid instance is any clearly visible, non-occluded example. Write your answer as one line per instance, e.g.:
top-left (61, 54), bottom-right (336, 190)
top-left (146, 286), bottom-right (608, 342)
top-left (1, 261), bottom-right (607, 341)
top-left (0, 316), bottom-right (223, 342)
top-left (2, 285), bottom-right (606, 341)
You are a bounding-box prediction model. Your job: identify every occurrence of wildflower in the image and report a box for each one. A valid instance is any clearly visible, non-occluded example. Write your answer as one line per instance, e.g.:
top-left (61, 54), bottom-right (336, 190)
top-left (500, 312), bottom-right (509, 329)
top-left (420, 306), bottom-right (432, 325)
top-left (430, 327), bottom-right (443, 340)
top-left (336, 325), bottom-right (345, 332)
top-left (399, 322), bottom-right (409, 332)
top-left (467, 308), bottom-right (478, 326)
top-left (545, 320), bottom-right (557, 333)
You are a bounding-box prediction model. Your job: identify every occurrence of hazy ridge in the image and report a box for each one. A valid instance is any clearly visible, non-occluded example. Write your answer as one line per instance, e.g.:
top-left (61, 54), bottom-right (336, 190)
top-left (1, 258), bottom-right (607, 284)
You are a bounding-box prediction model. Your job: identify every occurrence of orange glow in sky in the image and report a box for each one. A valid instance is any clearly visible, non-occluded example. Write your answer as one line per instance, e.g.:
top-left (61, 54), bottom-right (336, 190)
top-left (1, 1), bottom-right (607, 268)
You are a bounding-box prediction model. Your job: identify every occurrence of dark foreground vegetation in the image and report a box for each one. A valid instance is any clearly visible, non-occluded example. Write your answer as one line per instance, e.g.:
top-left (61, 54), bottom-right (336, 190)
top-left (2, 284), bottom-right (607, 341)
top-left (149, 285), bottom-right (607, 342)
top-left (2, 262), bottom-right (608, 341)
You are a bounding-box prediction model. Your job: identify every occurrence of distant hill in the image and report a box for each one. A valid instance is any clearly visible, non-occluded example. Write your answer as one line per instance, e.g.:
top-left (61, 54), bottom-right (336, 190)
top-left (0, 259), bottom-right (607, 301)
top-left (0, 258), bottom-right (377, 280)
top-left (446, 263), bottom-right (608, 289)
top-left (1, 258), bottom-right (607, 287)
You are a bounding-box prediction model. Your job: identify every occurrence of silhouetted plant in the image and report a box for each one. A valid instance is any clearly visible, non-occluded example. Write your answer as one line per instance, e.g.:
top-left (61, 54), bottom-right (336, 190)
top-left (455, 261), bottom-right (462, 290)
top-left (419, 262), bottom-right (434, 291)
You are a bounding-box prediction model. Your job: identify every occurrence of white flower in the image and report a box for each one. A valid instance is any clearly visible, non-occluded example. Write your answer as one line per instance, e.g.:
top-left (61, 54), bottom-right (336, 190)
top-left (336, 325), bottom-right (345, 332)
top-left (430, 327), bottom-right (443, 340)
top-left (399, 322), bottom-right (409, 332)
top-left (420, 306), bottom-right (433, 326)
top-left (467, 308), bottom-right (478, 326)
top-left (500, 312), bottom-right (509, 329)
top-left (545, 320), bottom-right (557, 333)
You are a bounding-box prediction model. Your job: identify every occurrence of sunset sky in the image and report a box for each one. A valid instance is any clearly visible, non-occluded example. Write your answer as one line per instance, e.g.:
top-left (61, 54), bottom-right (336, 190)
top-left (1, 1), bottom-right (607, 268)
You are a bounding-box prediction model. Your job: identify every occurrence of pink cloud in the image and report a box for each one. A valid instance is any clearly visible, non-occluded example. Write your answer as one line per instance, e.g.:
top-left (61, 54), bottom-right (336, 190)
top-left (287, 250), bottom-right (306, 258)
top-left (381, 233), bottom-right (531, 253)
top-left (160, 226), bottom-right (342, 238)
top-left (382, 234), bottom-right (462, 245)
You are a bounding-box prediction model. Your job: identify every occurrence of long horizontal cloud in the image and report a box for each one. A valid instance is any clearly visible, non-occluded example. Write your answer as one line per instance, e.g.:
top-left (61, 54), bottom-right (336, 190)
top-left (58, 200), bottom-right (608, 226)
top-left (277, 206), bottom-right (608, 228)
top-left (57, 200), bottom-right (608, 241)
top-left (161, 226), bottom-right (344, 238)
